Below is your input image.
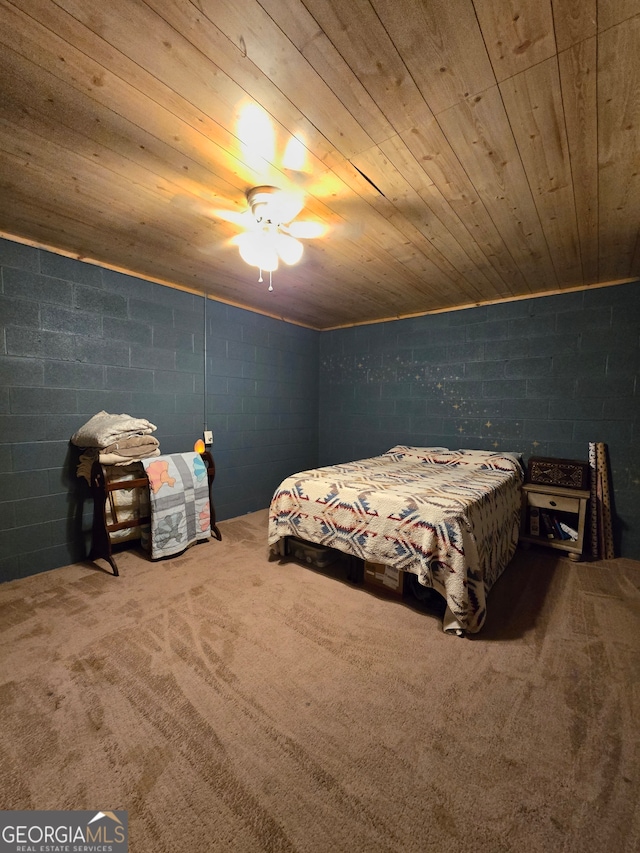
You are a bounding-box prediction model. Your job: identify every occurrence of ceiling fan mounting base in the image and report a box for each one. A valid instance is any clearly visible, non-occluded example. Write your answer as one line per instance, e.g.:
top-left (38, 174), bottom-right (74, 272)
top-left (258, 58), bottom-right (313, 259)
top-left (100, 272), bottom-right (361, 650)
top-left (246, 185), bottom-right (280, 221)
top-left (245, 185), bottom-right (306, 228)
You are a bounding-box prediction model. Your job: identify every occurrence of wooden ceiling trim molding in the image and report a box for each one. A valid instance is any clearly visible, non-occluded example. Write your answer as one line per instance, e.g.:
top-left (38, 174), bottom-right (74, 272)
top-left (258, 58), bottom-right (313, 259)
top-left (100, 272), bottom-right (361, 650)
top-left (0, 229), bottom-right (301, 331)
top-left (631, 230), bottom-right (640, 279)
top-left (9, 212), bottom-right (637, 334)
top-left (0, 1), bottom-right (637, 328)
top-left (0, 203), bottom-right (350, 330)
top-left (322, 277), bottom-right (640, 331)
top-left (0, 195), bottom-right (241, 295)
top-left (0, 205), bottom-right (242, 313)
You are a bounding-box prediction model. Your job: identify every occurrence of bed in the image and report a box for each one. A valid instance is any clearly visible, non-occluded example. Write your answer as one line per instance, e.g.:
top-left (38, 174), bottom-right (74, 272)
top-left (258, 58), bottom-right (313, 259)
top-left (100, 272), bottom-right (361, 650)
top-left (268, 446), bottom-right (524, 635)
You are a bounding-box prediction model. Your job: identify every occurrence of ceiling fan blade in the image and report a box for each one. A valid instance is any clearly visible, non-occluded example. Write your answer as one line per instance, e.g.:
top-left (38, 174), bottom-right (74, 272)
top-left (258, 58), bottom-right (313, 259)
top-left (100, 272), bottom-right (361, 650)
top-left (281, 134), bottom-right (308, 173)
top-left (196, 235), bottom-right (238, 256)
top-left (287, 220), bottom-right (326, 239)
top-left (237, 103), bottom-right (276, 172)
top-left (270, 190), bottom-right (305, 224)
top-left (212, 208), bottom-right (254, 229)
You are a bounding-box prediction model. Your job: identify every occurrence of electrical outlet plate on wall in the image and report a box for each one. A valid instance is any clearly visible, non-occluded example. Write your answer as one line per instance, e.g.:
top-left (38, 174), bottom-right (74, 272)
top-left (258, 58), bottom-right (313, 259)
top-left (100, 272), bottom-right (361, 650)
top-left (203, 430), bottom-right (213, 445)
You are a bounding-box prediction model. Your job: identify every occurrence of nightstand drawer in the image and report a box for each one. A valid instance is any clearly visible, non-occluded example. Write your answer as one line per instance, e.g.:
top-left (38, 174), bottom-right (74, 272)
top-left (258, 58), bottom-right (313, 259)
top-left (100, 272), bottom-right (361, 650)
top-left (527, 492), bottom-right (580, 513)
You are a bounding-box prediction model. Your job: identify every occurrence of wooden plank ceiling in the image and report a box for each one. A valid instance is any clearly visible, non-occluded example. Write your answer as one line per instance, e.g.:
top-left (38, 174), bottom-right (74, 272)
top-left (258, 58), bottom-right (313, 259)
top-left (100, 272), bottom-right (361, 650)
top-left (0, 0), bottom-right (638, 329)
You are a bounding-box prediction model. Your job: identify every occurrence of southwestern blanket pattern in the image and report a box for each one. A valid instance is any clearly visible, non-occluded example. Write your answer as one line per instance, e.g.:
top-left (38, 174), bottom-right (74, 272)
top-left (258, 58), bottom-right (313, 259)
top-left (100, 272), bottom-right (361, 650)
top-left (268, 447), bottom-right (523, 634)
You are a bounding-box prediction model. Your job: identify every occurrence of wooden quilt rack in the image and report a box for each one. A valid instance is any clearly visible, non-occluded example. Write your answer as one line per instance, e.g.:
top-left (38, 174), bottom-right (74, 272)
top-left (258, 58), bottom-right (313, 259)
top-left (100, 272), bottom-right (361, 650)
top-left (88, 450), bottom-right (221, 576)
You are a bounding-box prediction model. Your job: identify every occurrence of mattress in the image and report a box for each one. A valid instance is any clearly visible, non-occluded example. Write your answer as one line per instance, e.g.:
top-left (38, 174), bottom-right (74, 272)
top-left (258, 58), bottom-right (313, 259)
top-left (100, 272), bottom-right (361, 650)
top-left (268, 446), bottom-right (524, 634)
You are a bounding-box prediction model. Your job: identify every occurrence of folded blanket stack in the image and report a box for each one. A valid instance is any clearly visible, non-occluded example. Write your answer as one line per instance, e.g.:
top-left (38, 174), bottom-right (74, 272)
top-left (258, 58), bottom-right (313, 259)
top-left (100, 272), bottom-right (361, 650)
top-left (72, 410), bottom-right (160, 482)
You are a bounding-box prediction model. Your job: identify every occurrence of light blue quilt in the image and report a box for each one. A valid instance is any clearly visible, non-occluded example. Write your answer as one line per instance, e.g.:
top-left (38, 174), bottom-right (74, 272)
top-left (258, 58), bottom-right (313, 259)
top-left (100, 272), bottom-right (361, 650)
top-left (141, 452), bottom-right (210, 559)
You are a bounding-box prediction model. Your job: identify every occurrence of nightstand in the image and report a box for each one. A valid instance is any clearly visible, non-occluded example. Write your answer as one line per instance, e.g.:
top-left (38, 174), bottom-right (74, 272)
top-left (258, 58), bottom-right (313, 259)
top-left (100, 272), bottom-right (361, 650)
top-left (520, 483), bottom-right (590, 561)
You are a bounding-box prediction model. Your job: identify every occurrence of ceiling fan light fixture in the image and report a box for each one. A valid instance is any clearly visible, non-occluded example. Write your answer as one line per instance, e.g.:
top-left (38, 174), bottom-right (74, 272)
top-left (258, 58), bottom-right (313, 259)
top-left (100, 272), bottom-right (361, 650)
top-left (236, 231), bottom-right (279, 271)
top-left (275, 232), bottom-right (304, 265)
top-left (247, 185), bottom-right (304, 224)
top-left (236, 185), bottom-right (323, 287)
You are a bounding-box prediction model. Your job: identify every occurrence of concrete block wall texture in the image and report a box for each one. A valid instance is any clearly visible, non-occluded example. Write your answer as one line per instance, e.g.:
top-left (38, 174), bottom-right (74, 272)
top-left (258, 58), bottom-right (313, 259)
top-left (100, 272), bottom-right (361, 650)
top-left (319, 282), bottom-right (640, 560)
top-left (0, 238), bottom-right (319, 581)
top-left (1, 229), bottom-right (638, 578)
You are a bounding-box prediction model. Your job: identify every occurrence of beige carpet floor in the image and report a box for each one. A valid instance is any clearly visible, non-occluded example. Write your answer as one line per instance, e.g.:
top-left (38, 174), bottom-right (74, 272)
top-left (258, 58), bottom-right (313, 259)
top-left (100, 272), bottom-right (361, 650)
top-left (1, 509), bottom-right (639, 853)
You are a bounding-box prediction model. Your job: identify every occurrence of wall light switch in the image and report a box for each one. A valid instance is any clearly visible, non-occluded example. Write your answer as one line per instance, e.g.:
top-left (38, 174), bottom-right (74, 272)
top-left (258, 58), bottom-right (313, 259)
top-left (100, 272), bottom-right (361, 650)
top-left (203, 430), bottom-right (213, 445)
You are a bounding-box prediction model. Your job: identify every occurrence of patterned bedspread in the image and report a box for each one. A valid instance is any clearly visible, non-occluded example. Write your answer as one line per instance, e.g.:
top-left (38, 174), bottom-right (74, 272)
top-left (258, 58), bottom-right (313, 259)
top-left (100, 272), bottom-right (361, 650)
top-left (268, 446), bottom-right (524, 633)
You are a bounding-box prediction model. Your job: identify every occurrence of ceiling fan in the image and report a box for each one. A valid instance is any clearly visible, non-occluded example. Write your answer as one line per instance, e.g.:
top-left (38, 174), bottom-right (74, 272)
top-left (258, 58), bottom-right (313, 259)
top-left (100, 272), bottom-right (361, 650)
top-left (173, 104), bottom-right (340, 287)
top-left (230, 185), bottom-right (325, 289)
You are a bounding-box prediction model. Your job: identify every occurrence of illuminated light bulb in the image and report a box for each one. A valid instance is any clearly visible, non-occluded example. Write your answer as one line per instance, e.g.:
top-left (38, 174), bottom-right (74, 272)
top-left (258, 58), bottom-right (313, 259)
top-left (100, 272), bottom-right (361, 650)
top-left (236, 231), bottom-right (279, 271)
top-left (252, 242), bottom-right (279, 271)
top-left (194, 439), bottom-right (205, 454)
top-left (276, 233), bottom-right (304, 265)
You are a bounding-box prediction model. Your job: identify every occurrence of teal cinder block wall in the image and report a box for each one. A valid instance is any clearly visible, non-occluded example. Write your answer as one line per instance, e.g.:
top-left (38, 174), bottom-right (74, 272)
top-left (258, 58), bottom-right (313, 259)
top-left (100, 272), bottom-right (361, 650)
top-left (319, 282), bottom-right (640, 559)
top-left (0, 238), bottom-right (319, 581)
top-left (1, 233), bottom-right (639, 580)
